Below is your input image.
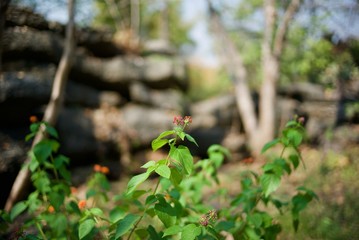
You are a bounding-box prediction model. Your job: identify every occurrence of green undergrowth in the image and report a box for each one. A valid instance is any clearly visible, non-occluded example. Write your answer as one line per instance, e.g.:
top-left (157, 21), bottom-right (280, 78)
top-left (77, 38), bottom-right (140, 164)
top-left (277, 147), bottom-right (359, 239)
top-left (1, 116), bottom-right (317, 239)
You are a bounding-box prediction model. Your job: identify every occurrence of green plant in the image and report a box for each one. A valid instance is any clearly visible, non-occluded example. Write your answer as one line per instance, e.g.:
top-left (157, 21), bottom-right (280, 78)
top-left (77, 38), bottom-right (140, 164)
top-left (1, 116), bottom-right (317, 239)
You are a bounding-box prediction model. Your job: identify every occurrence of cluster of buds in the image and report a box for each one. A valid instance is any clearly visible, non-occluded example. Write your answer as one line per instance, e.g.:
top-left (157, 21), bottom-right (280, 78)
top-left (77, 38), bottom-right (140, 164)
top-left (29, 115), bottom-right (38, 123)
top-left (199, 209), bottom-right (218, 227)
top-left (297, 116), bottom-right (305, 125)
top-left (78, 200), bottom-right (87, 209)
top-left (47, 205), bottom-right (55, 213)
top-left (173, 116), bottom-right (192, 127)
top-left (93, 164), bottom-right (110, 174)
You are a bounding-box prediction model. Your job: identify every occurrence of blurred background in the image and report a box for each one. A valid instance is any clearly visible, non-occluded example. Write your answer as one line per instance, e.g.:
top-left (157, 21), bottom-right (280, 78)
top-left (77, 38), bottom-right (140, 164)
top-left (1, 0), bottom-right (359, 238)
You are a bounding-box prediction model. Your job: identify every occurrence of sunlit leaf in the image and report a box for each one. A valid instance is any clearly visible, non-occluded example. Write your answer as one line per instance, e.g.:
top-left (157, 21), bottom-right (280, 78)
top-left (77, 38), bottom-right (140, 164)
top-left (163, 225), bottom-right (182, 237)
top-left (109, 207), bottom-right (126, 224)
top-left (115, 214), bottom-right (140, 239)
top-left (141, 160), bottom-right (156, 169)
top-left (154, 199), bottom-right (177, 227)
top-left (261, 138), bottom-right (280, 153)
top-left (151, 139), bottom-right (168, 151)
top-left (155, 164), bottom-right (171, 179)
top-left (126, 172), bottom-right (150, 195)
top-left (289, 154), bottom-right (300, 169)
top-left (181, 224), bottom-right (201, 240)
top-left (170, 145), bottom-right (193, 175)
top-left (79, 219), bottom-right (95, 239)
top-left (185, 134), bottom-right (198, 146)
top-left (260, 173), bottom-right (281, 197)
top-left (10, 201), bottom-right (27, 221)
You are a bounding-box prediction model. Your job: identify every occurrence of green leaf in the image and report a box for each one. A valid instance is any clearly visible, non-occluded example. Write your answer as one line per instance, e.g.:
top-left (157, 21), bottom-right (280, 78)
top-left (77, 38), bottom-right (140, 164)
top-left (248, 213), bottom-right (262, 228)
top-left (30, 122), bottom-right (40, 133)
top-left (110, 207), bottom-right (126, 223)
top-left (25, 132), bottom-right (36, 142)
top-left (58, 166), bottom-right (71, 182)
top-left (181, 224), bottom-right (201, 240)
top-left (141, 160), bottom-right (156, 169)
top-left (32, 171), bottom-right (51, 193)
top-left (163, 225), bottom-right (182, 237)
top-left (54, 155), bottom-right (70, 168)
top-left (261, 138), bottom-right (280, 153)
top-left (170, 145), bottom-right (193, 175)
top-left (10, 201), bottom-right (27, 221)
top-left (244, 226), bottom-right (261, 240)
top-left (185, 134), bottom-right (198, 146)
top-left (89, 208), bottom-right (104, 218)
top-left (115, 214), bottom-right (140, 239)
top-left (157, 130), bottom-right (175, 140)
top-left (264, 224), bottom-right (282, 239)
top-left (170, 168), bottom-right (183, 187)
top-left (293, 218), bottom-right (300, 232)
top-left (86, 189), bottom-right (97, 199)
top-left (286, 129), bottom-right (303, 147)
top-left (45, 124), bottom-right (59, 138)
top-left (178, 131), bottom-right (186, 141)
top-left (289, 154), bottom-right (300, 169)
top-left (145, 195), bottom-right (158, 205)
top-left (28, 152), bottom-right (39, 172)
top-left (49, 213), bottom-right (67, 236)
top-left (126, 172), bottom-right (150, 195)
top-left (79, 219), bottom-right (96, 239)
top-left (285, 120), bottom-right (298, 128)
top-left (135, 228), bottom-right (148, 238)
top-left (215, 221), bottom-right (235, 231)
top-left (147, 225), bottom-right (163, 240)
top-left (33, 141), bottom-right (53, 163)
top-left (151, 130), bottom-right (175, 151)
top-left (260, 173), bottom-right (281, 197)
top-left (155, 164), bottom-right (171, 179)
top-left (154, 199), bottom-right (176, 227)
top-left (49, 192), bottom-right (65, 210)
top-left (152, 139), bottom-right (168, 151)
top-left (297, 186), bottom-right (319, 200)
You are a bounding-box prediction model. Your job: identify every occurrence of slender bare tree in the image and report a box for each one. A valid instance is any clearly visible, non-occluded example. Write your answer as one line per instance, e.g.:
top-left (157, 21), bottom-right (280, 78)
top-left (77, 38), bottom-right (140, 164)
top-left (5, 0), bottom-right (76, 211)
top-left (208, 0), bottom-right (301, 155)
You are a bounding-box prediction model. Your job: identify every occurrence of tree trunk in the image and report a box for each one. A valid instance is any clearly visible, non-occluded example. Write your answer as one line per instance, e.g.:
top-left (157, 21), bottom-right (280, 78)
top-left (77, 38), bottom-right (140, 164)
top-left (207, 1), bottom-right (258, 143)
top-left (257, 0), bottom-right (301, 149)
top-left (5, 0), bottom-right (76, 212)
top-left (207, 0), bottom-right (301, 156)
top-left (256, 0), bottom-right (277, 150)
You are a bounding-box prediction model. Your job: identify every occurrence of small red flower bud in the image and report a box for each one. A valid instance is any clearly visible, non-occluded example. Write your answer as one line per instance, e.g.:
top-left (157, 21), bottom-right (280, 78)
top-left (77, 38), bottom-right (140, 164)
top-left (78, 200), bottom-right (86, 209)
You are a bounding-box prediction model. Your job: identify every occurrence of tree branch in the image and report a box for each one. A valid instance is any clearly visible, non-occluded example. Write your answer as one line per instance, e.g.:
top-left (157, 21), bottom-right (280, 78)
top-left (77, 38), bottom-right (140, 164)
top-left (207, 0), bottom-right (258, 137)
top-left (5, 0), bottom-right (76, 212)
top-left (273, 0), bottom-right (301, 58)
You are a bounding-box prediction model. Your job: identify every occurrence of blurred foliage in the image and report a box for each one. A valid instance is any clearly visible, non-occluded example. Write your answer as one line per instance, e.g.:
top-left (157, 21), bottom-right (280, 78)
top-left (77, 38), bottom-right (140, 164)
top-left (281, 25), bottom-right (334, 85)
top-left (279, 146), bottom-right (359, 239)
top-left (142, 1), bottom-right (193, 48)
top-left (187, 63), bottom-right (232, 102)
top-left (93, 0), bottom-right (192, 48)
top-left (210, 0), bottom-right (359, 92)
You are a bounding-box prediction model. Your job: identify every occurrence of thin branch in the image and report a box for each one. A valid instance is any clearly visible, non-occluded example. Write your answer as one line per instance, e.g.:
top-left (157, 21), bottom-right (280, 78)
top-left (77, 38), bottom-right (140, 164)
top-left (103, 0), bottom-right (123, 31)
top-left (273, 0), bottom-right (301, 58)
top-left (206, 0), bottom-right (258, 137)
top-left (5, 0), bottom-right (76, 212)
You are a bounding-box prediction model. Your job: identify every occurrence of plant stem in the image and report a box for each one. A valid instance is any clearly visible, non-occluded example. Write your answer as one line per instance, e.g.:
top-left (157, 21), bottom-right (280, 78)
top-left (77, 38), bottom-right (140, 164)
top-left (36, 221), bottom-right (48, 240)
top-left (127, 177), bottom-right (161, 240)
top-left (50, 155), bottom-right (59, 180)
top-left (280, 146), bottom-right (286, 158)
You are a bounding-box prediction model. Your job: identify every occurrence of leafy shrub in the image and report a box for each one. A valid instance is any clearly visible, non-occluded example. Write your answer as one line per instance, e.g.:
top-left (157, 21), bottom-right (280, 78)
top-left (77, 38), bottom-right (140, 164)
top-left (0, 116), bottom-right (316, 239)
